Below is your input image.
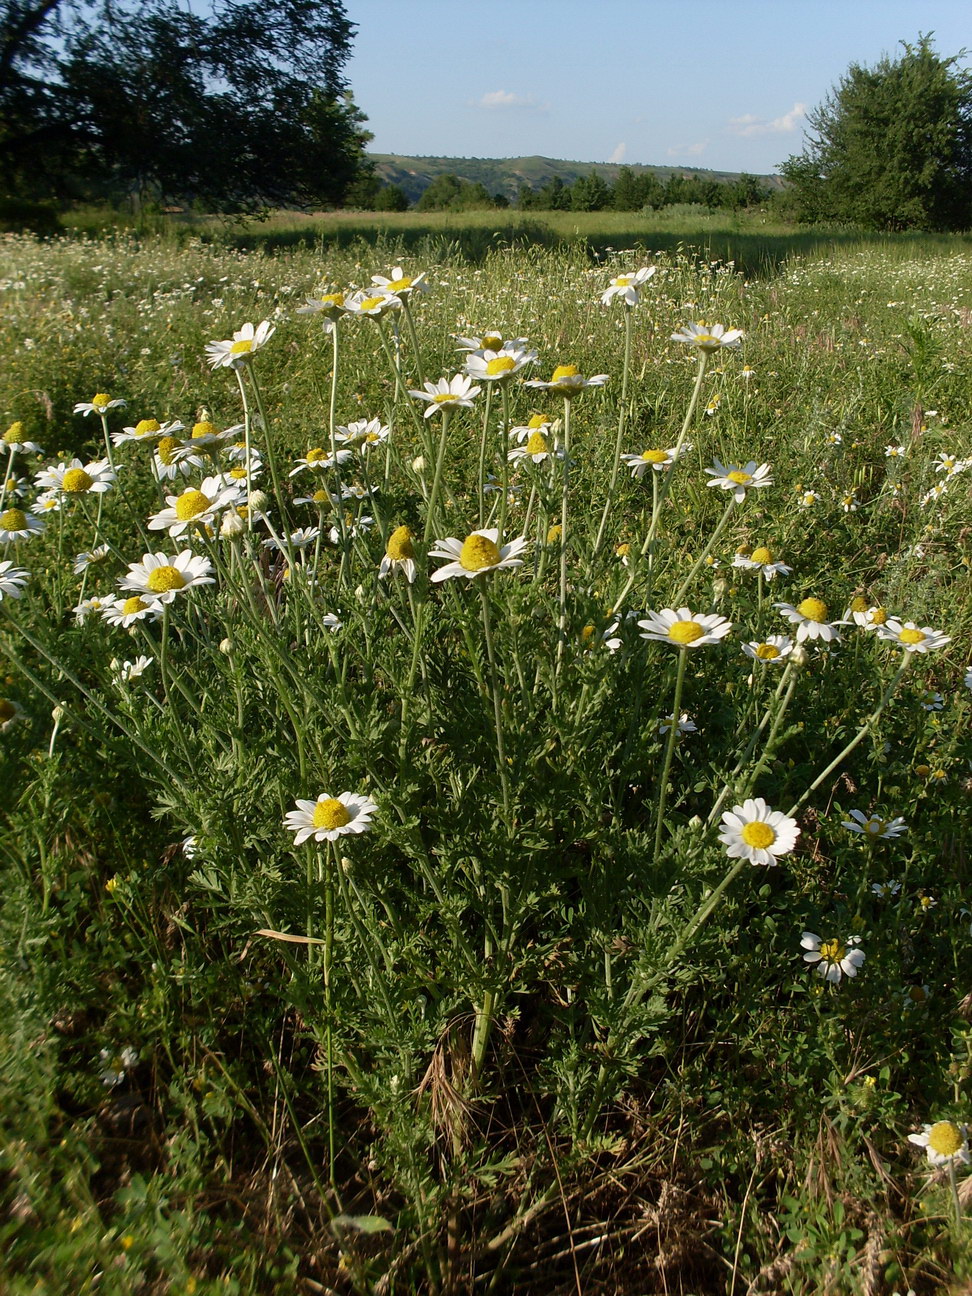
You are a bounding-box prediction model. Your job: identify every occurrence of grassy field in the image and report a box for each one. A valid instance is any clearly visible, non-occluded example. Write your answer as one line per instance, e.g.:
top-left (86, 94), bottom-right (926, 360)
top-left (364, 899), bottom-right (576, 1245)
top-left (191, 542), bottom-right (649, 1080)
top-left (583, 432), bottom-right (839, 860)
top-left (1, 219), bottom-right (971, 1294)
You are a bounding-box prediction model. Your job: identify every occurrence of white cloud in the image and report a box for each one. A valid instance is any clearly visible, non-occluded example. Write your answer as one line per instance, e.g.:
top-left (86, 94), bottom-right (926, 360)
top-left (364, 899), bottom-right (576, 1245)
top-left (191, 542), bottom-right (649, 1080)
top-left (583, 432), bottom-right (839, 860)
top-left (608, 142), bottom-right (626, 164)
top-left (666, 140), bottom-right (708, 158)
top-left (729, 102), bottom-right (806, 137)
top-left (474, 89), bottom-right (547, 112)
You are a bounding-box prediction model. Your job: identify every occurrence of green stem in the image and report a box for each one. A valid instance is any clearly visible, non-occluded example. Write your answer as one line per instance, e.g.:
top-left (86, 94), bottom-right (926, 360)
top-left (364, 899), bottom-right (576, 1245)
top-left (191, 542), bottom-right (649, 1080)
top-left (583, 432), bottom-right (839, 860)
top-left (671, 499), bottom-right (735, 607)
top-left (479, 582), bottom-right (511, 820)
top-left (652, 647), bottom-right (688, 862)
top-left (423, 409), bottom-right (452, 543)
top-left (592, 305), bottom-right (634, 560)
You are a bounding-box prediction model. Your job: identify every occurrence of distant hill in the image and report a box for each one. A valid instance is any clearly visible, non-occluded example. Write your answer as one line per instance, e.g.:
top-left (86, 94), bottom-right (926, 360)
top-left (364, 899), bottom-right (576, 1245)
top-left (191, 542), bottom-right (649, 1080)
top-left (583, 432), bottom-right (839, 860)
top-left (369, 154), bottom-right (784, 205)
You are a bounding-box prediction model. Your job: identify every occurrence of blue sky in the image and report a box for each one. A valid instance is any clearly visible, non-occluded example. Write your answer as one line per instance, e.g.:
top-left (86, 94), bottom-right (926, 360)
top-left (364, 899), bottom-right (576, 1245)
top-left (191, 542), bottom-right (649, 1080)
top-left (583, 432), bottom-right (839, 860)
top-left (346, 0), bottom-right (971, 175)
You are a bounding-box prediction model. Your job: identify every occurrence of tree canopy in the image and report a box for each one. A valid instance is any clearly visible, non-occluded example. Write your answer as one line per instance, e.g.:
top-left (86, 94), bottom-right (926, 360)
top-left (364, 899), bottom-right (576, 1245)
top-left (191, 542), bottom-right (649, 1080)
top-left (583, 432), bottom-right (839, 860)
top-left (0, 0), bottom-right (372, 212)
top-left (781, 35), bottom-right (972, 230)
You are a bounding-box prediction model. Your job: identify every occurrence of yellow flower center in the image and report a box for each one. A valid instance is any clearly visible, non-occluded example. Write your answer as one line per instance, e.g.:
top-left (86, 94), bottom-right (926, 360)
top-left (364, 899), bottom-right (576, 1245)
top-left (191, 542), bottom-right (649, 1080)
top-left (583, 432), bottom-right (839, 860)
top-left (146, 565), bottom-right (186, 593)
top-left (386, 525), bottom-right (414, 561)
top-left (798, 598), bottom-right (828, 623)
top-left (907, 986), bottom-right (928, 1004)
top-left (174, 490), bottom-right (212, 521)
top-left (864, 818), bottom-right (886, 835)
top-left (122, 596), bottom-right (150, 616)
top-left (546, 524), bottom-right (562, 544)
top-left (614, 275), bottom-right (632, 287)
top-left (750, 546), bottom-right (773, 565)
top-left (616, 543), bottom-right (630, 558)
top-left (312, 489), bottom-right (329, 503)
top-left (1, 508), bottom-right (28, 530)
top-left (581, 624), bottom-right (596, 642)
top-left (3, 421), bottom-right (24, 444)
top-left (526, 431), bottom-right (549, 455)
top-left (321, 291), bottom-right (344, 308)
top-left (927, 1121), bottom-right (963, 1157)
top-left (134, 419), bottom-right (160, 436)
top-left (387, 276), bottom-right (412, 292)
top-left (641, 449), bottom-right (669, 463)
top-left (0, 700), bottom-right (16, 722)
top-left (850, 596), bottom-right (868, 614)
top-left (313, 797), bottom-right (351, 830)
top-left (551, 364), bottom-right (580, 382)
top-left (192, 421), bottom-right (218, 439)
top-left (668, 620), bottom-right (704, 646)
top-left (459, 534), bottom-right (501, 572)
top-left (62, 467), bottom-right (94, 493)
top-left (229, 467), bottom-right (247, 479)
top-left (869, 607), bottom-right (888, 625)
top-left (818, 938), bottom-right (845, 964)
top-left (359, 296), bottom-right (386, 312)
top-left (755, 643), bottom-right (780, 660)
top-left (304, 448), bottom-right (329, 463)
top-left (915, 764), bottom-right (931, 777)
top-left (727, 470), bottom-right (752, 485)
top-left (229, 339), bottom-right (254, 355)
top-left (483, 334), bottom-right (503, 351)
top-left (899, 627), bottom-right (925, 645)
top-left (527, 414), bottom-right (549, 429)
top-left (433, 393), bottom-right (458, 404)
top-left (486, 355), bottom-right (516, 376)
top-left (91, 393), bottom-right (111, 409)
top-left (741, 821), bottom-right (776, 849)
top-left (157, 435), bottom-right (180, 465)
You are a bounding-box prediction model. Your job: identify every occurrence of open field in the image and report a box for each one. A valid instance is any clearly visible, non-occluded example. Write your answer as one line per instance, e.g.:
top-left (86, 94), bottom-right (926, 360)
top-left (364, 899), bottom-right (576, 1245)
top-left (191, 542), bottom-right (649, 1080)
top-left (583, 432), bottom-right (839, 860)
top-left (1, 225), bottom-right (971, 1294)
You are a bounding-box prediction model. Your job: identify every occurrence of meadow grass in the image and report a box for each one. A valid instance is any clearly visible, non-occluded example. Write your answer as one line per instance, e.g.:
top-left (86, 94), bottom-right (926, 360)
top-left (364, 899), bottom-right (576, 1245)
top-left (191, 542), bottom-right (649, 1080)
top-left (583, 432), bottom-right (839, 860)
top-left (0, 227), bottom-right (971, 1294)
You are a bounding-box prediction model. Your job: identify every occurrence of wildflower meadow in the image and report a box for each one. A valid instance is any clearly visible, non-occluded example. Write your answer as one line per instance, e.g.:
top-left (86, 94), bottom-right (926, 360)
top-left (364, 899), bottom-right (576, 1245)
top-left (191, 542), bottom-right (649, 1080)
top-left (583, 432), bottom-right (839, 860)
top-left (0, 226), bottom-right (970, 1294)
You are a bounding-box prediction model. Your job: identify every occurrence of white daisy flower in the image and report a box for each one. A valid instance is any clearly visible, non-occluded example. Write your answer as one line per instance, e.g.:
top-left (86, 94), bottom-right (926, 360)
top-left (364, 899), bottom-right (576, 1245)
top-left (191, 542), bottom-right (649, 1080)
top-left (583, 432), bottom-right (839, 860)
top-left (32, 492), bottom-right (61, 515)
top-left (409, 374), bottom-right (481, 418)
top-left (842, 493), bottom-right (860, 513)
top-left (293, 488), bottom-right (333, 508)
top-left (328, 515), bottom-right (372, 545)
top-left (98, 1046), bottom-right (140, 1087)
top-left (74, 393), bottom-right (126, 417)
top-left (284, 791), bottom-right (378, 844)
top-left (718, 797), bottom-right (800, 866)
top-left (637, 607), bottom-right (732, 649)
top-left (74, 595), bottom-right (110, 622)
top-left (742, 635), bottom-right (793, 664)
top-left (289, 446), bottom-right (353, 476)
top-left (908, 1121), bottom-right (970, 1167)
top-left (343, 289), bottom-right (402, 318)
top-left (101, 595), bottom-right (163, 627)
top-left (920, 690), bottom-right (944, 711)
top-left (704, 458), bottom-right (773, 503)
top-left (119, 550), bottom-right (215, 604)
top-left (800, 932), bottom-right (865, 983)
top-left (874, 619), bottom-right (951, 654)
top-left (826, 432), bottom-right (843, 446)
top-left (263, 528), bottom-right (321, 552)
top-left (934, 452), bottom-right (967, 476)
top-left (508, 426), bottom-right (563, 464)
top-left (732, 546), bottom-right (792, 580)
top-left (525, 364), bottom-right (608, 397)
top-left (657, 713), bottom-right (697, 737)
top-left (885, 444), bottom-right (906, 458)
top-left (621, 446), bottom-right (682, 477)
top-left (297, 289), bottom-right (347, 325)
top-left (429, 529), bottom-right (528, 582)
top-left (334, 419), bottom-right (390, 452)
top-left (379, 525), bottom-right (417, 583)
top-left (671, 321), bottom-right (743, 352)
top-left (920, 483), bottom-right (948, 507)
top-left (799, 490), bottom-right (819, 508)
top-left (2, 422), bottom-right (42, 454)
top-left (0, 506), bottom-right (44, 543)
top-left (371, 266), bottom-right (426, 296)
top-left (113, 655), bottom-right (153, 684)
top-left (455, 330), bottom-right (532, 354)
top-left (112, 417), bottom-right (184, 446)
top-left (871, 879), bottom-right (902, 898)
top-left (842, 809), bottom-right (907, 840)
top-left (174, 420), bottom-right (243, 454)
top-left (465, 346), bottom-right (537, 383)
top-left (321, 613), bottom-right (343, 632)
top-left (205, 320), bottom-right (275, 369)
top-left (147, 476), bottom-right (242, 537)
top-left (775, 598), bottom-right (844, 644)
top-left (0, 559), bottom-right (28, 599)
top-left (152, 434), bottom-right (197, 480)
top-left (35, 458), bottom-right (116, 496)
top-left (601, 266), bottom-right (656, 307)
top-left (73, 545), bottom-right (111, 573)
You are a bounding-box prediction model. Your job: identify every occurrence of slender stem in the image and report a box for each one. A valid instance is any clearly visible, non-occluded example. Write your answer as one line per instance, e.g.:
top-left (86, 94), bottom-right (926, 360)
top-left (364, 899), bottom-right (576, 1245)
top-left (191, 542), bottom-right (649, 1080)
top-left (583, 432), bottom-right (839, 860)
top-left (554, 396), bottom-right (572, 691)
top-left (592, 305), bottom-right (634, 560)
top-left (323, 843), bottom-right (337, 1189)
top-left (477, 385), bottom-right (494, 526)
top-left (479, 582), bottom-right (511, 820)
top-left (652, 647), bottom-right (688, 862)
top-left (671, 499), bottom-right (734, 607)
top-left (423, 409), bottom-right (452, 543)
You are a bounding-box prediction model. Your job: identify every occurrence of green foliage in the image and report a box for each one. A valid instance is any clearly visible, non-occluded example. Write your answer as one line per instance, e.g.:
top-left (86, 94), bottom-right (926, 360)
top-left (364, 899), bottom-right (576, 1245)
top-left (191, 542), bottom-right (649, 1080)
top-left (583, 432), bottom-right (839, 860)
top-left (1, 230), bottom-right (971, 1292)
top-left (782, 34), bottom-right (972, 230)
top-left (0, 0), bottom-right (371, 213)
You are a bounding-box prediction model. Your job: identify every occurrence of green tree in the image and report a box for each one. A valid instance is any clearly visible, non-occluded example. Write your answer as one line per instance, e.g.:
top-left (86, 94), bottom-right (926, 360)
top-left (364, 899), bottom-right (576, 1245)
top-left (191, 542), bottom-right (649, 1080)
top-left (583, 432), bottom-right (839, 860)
top-left (781, 35), bottom-right (972, 230)
top-left (570, 169), bottom-right (610, 211)
top-left (0, 0), bottom-right (371, 213)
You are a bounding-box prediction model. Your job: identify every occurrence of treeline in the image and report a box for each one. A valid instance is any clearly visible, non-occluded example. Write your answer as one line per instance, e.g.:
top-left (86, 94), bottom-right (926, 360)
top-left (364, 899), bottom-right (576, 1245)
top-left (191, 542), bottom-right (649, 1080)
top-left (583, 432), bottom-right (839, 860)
top-left (349, 167), bottom-right (772, 214)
